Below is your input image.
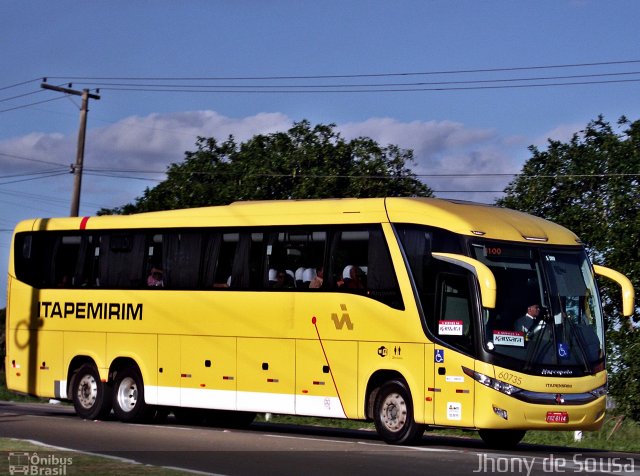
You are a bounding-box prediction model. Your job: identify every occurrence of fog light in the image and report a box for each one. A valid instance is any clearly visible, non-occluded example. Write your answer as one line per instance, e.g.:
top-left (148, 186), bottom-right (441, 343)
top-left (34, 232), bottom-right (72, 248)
top-left (493, 405), bottom-right (508, 420)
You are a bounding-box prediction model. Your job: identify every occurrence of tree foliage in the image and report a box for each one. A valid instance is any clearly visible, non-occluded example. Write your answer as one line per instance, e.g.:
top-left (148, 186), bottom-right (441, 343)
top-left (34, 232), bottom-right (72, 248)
top-left (498, 115), bottom-right (640, 420)
top-left (100, 120), bottom-right (432, 215)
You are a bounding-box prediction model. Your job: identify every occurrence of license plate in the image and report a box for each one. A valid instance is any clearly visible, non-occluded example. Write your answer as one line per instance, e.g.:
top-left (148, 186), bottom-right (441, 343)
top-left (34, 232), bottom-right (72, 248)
top-left (546, 411), bottom-right (569, 423)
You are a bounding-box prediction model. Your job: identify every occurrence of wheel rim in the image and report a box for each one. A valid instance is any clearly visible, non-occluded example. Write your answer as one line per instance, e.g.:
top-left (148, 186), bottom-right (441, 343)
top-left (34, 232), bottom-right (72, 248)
top-left (116, 376), bottom-right (138, 413)
top-left (380, 391), bottom-right (408, 432)
top-left (77, 374), bottom-right (98, 409)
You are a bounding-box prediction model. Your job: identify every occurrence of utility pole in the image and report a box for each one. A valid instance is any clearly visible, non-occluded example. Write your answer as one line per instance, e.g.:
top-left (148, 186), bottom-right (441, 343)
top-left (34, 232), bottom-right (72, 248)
top-left (41, 82), bottom-right (101, 217)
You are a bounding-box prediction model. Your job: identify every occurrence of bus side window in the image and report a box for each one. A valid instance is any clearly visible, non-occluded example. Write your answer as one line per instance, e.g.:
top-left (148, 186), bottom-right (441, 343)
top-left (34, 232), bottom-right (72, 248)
top-left (15, 233), bottom-right (55, 288)
top-left (52, 235), bottom-right (84, 287)
top-left (223, 231), bottom-right (265, 290)
top-left (434, 273), bottom-right (474, 354)
top-left (330, 226), bottom-right (403, 309)
top-left (98, 233), bottom-right (146, 288)
top-left (265, 229), bottom-right (326, 290)
top-left (72, 235), bottom-right (97, 288)
top-left (248, 232), bottom-right (265, 289)
top-left (214, 233), bottom-right (238, 288)
top-left (161, 232), bottom-right (204, 289)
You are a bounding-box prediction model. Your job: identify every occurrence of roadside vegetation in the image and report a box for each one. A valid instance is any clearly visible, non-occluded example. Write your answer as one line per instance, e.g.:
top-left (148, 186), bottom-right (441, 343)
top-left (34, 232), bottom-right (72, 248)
top-left (256, 413), bottom-right (640, 453)
top-left (0, 438), bottom-right (188, 475)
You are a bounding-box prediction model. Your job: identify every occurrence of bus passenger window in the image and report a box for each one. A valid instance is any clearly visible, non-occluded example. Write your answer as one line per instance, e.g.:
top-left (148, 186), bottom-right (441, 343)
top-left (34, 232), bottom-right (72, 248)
top-left (53, 235), bottom-right (96, 288)
top-left (214, 233), bottom-right (238, 288)
top-left (162, 232), bottom-right (203, 289)
top-left (265, 229), bottom-right (326, 290)
top-left (330, 226), bottom-right (403, 309)
top-left (225, 232), bottom-right (264, 290)
top-left (98, 233), bottom-right (146, 288)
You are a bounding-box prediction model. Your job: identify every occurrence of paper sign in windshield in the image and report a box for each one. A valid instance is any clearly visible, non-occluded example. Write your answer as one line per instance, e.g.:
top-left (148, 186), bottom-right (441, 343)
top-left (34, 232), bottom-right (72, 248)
top-left (438, 320), bottom-right (463, 335)
top-left (493, 330), bottom-right (525, 347)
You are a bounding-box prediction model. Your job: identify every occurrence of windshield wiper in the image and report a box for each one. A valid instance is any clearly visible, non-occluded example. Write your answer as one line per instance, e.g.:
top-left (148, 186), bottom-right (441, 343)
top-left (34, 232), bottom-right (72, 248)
top-left (562, 313), bottom-right (592, 373)
top-left (523, 308), bottom-right (552, 372)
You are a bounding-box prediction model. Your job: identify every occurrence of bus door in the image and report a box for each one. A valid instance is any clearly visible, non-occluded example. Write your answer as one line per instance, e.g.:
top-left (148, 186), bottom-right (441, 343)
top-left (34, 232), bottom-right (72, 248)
top-left (432, 273), bottom-right (476, 427)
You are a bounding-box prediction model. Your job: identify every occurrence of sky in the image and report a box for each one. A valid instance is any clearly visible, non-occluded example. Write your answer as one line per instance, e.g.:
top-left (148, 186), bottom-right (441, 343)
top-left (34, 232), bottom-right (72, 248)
top-left (1, 1), bottom-right (639, 307)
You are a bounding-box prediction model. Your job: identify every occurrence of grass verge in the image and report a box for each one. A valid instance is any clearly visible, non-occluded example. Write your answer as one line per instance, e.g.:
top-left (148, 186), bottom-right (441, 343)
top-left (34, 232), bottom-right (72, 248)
top-left (257, 413), bottom-right (640, 453)
top-left (0, 438), bottom-right (189, 475)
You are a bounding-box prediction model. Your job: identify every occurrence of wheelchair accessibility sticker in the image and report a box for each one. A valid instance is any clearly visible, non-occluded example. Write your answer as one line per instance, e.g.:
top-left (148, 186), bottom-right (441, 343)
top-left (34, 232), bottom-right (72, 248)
top-left (435, 349), bottom-right (445, 363)
top-left (558, 342), bottom-right (570, 360)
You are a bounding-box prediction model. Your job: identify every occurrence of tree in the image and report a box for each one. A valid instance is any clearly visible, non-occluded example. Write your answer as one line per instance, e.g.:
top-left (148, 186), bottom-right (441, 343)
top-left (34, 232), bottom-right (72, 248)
top-left (498, 115), bottom-right (640, 420)
top-left (100, 121), bottom-right (432, 214)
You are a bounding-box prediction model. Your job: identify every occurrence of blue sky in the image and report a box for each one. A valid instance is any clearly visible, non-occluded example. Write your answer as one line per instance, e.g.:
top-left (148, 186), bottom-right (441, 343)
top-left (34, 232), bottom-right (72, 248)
top-left (1, 1), bottom-right (639, 307)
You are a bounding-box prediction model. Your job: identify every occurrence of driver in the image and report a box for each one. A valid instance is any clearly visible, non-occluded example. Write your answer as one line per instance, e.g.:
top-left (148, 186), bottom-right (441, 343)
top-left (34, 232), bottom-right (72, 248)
top-left (514, 303), bottom-right (545, 338)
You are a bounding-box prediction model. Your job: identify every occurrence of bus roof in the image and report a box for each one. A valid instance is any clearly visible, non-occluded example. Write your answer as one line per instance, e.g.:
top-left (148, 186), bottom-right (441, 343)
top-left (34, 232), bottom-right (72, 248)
top-left (14, 197), bottom-right (580, 245)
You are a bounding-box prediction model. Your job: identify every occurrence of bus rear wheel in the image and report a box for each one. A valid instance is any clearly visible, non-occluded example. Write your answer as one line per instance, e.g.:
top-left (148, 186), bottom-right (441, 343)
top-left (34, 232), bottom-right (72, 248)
top-left (71, 364), bottom-right (112, 420)
top-left (373, 380), bottom-right (425, 445)
top-left (478, 429), bottom-right (526, 449)
top-left (112, 367), bottom-right (150, 422)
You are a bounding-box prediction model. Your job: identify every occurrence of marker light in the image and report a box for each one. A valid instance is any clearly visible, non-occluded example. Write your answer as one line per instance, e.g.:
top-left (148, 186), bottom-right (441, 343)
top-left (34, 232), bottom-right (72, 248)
top-left (492, 406), bottom-right (509, 420)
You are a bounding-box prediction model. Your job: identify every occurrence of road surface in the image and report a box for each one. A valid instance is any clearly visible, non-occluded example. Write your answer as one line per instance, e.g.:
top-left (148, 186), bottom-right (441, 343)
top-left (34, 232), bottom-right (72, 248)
top-left (1, 400), bottom-right (638, 476)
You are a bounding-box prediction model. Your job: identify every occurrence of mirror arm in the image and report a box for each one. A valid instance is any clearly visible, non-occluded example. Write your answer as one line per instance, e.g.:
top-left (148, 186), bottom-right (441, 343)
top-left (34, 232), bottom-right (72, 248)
top-left (593, 264), bottom-right (635, 317)
top-left (432, 252), bottom-right (496, 309)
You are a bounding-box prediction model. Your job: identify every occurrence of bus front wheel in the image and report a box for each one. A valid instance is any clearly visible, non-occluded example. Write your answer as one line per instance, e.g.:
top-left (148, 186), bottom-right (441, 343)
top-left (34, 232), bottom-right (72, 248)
top-left (112, 367), bottom-right (150, 422)
top-left (478, 429), bottom-right (526, 449)
top-left (71, 364), bottom-right (112, 420)
top-left (373, 380), bottom-right (425, 445)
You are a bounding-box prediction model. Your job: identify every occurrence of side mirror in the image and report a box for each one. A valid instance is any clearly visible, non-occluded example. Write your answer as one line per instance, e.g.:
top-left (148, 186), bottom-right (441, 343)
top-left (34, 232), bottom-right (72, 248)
top-left (593, 265), bottom-right (635, 317)
top-left (432, 252), bottom-right (496, 309)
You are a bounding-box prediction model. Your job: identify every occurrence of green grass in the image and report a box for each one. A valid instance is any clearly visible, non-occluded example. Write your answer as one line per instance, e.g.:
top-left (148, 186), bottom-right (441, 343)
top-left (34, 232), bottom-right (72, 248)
top-left (257, 413), bottom-right (640, 453)
top-left (0, 439), bottom-right (189, 475)
top-left (0, 370), bottom-right (47, 403)
top-left (523, 417), bottom-right (640, 452)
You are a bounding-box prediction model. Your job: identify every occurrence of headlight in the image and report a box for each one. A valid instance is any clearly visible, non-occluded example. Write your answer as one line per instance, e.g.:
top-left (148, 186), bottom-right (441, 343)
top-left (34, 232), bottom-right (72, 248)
top-left (589, 384), bottom-right (607, 398)
top-left (462, 366), bottom-right (523, 396)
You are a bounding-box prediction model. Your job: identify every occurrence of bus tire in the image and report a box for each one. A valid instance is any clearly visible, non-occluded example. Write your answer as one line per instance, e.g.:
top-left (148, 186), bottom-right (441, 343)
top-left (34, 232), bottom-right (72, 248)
top-left (112, 367), bottom-right (150, 423)
top-left (373, 379), bottom-right (425, 445)
top-left (478, 429), bottom-right (526, 449)
top-left (71, 364), bottom-right (112, 420)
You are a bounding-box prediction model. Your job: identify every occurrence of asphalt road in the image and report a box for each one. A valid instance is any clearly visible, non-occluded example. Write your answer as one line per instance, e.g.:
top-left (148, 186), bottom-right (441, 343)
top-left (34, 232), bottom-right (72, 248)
top-left (1, 400), bottom-right (639, 476)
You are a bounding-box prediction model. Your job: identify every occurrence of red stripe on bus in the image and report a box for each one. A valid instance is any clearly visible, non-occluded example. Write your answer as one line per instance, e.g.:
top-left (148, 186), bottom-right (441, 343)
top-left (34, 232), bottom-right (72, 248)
top-left (79, 216), bottom-right (90, 230)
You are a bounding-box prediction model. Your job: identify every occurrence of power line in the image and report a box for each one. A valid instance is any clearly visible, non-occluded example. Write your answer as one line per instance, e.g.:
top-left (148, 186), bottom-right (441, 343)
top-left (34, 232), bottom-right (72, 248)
top-left (82, 167), bottom-right (640, 180)
top-left (95, 78), bottom-right (640, 94)
top-left (0, 188), bottom-right (104, 209)
top-left (73, 70), bottom-right (640, 90)
top-left (0, 95), bottom-right (68, 113)
top-left (0, 78), bottom-right (42, 92)
top-left (0, 151), bottom-right (68, 167)
top-left (45, 59), bottom-right (640, 81)
top-left (0, 171), bottom-right (69, 186)
top-left (0, 168), bottom-right (67, 180)
top-left (0, 88), bottom-right (46, 104)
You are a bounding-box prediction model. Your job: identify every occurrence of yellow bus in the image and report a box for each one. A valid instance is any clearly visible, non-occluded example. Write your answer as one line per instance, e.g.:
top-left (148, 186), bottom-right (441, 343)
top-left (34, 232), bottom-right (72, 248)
top-left (5, 197), bottom-right (634, 447)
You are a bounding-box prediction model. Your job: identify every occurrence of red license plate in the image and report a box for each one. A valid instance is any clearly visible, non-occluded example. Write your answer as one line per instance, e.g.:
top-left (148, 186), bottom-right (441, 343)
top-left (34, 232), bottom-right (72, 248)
top-left (546, 411), bottom-right (569, 423)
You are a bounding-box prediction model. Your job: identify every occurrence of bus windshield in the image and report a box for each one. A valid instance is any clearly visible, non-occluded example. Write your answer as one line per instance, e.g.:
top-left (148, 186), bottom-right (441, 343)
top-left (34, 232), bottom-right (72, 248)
top-left (471, 242), bottom-right (605, 373)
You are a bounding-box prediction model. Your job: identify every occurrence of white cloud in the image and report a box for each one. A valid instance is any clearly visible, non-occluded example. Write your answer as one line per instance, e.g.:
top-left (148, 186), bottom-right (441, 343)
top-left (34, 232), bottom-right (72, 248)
top-left (88, 110), bottom-right (292, 170)
top-left (1, 110), bottom-right (529, 209)
top-left (338, 117), bottom-right (522, 202)
top-left (533, 122), bottom-right (582, 147)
